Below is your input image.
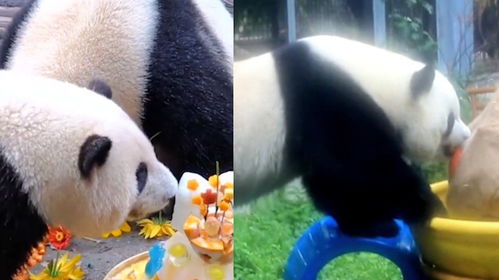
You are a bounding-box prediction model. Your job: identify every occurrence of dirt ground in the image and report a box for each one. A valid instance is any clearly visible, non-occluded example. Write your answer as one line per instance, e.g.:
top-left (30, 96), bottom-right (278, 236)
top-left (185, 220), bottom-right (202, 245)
top-left (30, 225), bottom-right (167, 280)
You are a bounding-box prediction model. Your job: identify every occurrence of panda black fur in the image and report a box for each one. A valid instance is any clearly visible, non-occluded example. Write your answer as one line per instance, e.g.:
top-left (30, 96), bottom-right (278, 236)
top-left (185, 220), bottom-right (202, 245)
top-left (0, 71), bottom-right (177, 279)
top-left (235, 36), bottom-right (471, 237)
top-left (0, 0), bottom-right (233, 179)
top-left (0, 153), bottom-right (46, 280)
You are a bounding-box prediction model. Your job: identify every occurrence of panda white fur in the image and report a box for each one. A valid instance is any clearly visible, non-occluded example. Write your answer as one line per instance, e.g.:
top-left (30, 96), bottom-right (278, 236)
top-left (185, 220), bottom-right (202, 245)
top-left (0, 0), bottom-right (233, 179)
top-left (235, 36), bottom-right (471, 237)
top-left (0, 71), bottom-right (177, 279)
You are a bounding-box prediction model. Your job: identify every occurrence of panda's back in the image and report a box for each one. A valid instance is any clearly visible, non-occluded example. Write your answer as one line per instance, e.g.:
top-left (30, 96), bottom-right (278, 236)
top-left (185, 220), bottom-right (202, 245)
top-left (5, 0), bottom-right (159, 124)
top-left (300, 36), bottom-right (424, 115)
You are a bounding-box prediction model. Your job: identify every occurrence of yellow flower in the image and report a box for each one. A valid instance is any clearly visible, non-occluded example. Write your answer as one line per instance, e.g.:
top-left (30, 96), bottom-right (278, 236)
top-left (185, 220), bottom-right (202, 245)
top-left (192, 195), bottom-right (203, 205)
top-left (223, 188), bottom-right (234, 201)
top-left (208, 175), bottom-right (219, 188)
top-left (101, 222), bottom-right (132, 238)
top-left (187, 179), bottom-right (199, 191)
top-left (137, 217), bottom-right (176, 239)
top-left (222, 182), bottom-right (233, 191)
top-left (29, 253), bottom-right (85, 280)
top-left (219, 200), bottom-right (231, 212)
top-left (200, 202), bottom-right (208, 217)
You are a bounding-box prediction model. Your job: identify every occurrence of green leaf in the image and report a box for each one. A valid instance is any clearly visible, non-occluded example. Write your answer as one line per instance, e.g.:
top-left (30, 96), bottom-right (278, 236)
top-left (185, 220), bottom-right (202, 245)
top-left (411, 33), bottom-right (421, 41)
top-left (48, 260), bottom-right (60, 277)
top-left (422, 2), bottom-right (434, 14)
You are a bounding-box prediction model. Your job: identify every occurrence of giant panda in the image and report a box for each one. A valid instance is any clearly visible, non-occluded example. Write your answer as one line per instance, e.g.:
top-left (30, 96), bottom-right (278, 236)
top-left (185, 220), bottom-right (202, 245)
top-left (0, 71), bottom-right (177, 279)
top-left (235, 36), bottom-right (471, 237)
top-left (0, 0), bottom-right (233, 179)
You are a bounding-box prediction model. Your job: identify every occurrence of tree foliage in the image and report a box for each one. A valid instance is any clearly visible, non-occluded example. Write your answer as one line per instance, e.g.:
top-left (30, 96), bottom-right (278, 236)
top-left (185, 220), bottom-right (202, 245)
top-left (386, 0), bottom-right (437, 62)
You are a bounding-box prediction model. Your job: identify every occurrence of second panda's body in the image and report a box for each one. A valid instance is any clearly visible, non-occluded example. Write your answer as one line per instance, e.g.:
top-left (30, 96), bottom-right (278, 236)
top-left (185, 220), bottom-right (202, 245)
top-left (235, 36), bottom-right (470, 237)
top-left (0, 0), bottom-right (233, 179)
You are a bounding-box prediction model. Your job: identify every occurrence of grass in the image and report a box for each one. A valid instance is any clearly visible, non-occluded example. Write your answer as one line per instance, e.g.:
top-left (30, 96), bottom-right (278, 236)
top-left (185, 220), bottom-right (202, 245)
top-left (235, 162), bottom-right (448, 280)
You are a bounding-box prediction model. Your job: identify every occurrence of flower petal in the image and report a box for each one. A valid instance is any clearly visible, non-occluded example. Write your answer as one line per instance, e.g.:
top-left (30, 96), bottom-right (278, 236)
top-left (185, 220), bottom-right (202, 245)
top-left (161, 224), bottom-right (176, 236)
top-left (120, 222), bottom-right (132, 233)
top-left (111, 229), bottom-right (122, 237)
top-left (139, 227), bottom-right (147, 237)
top-left (68, 267), bottom-right (85, 280)
top-left (151, 225), bottom-right (161, 238)
top-left (60, 254), bottom-right (81, 272)
top-left (137, 219), bottom-right (153, 225)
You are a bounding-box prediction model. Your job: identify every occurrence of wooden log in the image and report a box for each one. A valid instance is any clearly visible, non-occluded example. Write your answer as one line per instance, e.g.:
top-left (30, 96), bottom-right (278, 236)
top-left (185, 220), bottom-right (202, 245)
top-left (467, 86), bottom-right (497, 95)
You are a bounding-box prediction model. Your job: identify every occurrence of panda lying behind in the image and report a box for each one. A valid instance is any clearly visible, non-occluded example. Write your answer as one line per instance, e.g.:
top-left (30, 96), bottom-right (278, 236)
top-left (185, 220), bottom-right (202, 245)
top-left (235, 36), bottom-right (471, 237)
top-left (0, 71), bottom-right (177, 279)
top-left (1, 0), bottom-right (233, 179)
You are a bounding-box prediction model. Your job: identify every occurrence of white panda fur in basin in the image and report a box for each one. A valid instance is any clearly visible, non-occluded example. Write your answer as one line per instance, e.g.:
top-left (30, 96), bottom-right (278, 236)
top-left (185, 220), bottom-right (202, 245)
top-left (0, 71), bottom-right (177, 279)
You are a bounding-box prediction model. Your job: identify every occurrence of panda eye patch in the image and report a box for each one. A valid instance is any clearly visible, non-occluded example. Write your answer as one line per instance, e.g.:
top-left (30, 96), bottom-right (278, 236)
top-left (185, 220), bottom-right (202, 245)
top-left (136, 162), bottom-right (148, 194)
top-left (444, 112), bottom-right (455, 138)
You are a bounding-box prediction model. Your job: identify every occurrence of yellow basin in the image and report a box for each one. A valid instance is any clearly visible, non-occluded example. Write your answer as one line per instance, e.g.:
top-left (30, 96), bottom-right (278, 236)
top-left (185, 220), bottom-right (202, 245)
top-left (414, 181), bottom-right (499, 279)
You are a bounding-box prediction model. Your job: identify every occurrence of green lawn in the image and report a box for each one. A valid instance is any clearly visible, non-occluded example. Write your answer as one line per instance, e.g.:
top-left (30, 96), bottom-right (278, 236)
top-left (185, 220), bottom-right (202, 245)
top-left (235, 162), bottom-right (447, 280)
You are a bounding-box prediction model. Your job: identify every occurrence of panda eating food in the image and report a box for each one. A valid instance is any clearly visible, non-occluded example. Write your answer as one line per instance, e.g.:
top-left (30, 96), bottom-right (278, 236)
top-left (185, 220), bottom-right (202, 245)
top-left (0, 71), bottom-right (177, 280)
top-left (0, 0), bottom-right (233, 179)
top-left (235, 36), bottom-right (471, 237)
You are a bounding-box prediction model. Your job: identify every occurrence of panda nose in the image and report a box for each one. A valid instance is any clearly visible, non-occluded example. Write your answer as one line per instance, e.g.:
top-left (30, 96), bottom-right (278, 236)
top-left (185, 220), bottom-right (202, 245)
top-left (461, 124), bottom-right (471, 141)
top-left (446, 121), bottom-right (470, 152)
top-left (458, 120), bottom-right (471, 138)
top-left (443, 144), bottom-right (455, 158)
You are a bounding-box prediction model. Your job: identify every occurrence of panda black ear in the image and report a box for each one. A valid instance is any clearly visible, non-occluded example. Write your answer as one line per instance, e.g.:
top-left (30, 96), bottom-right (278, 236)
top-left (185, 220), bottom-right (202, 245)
top-left (87, 79), bottom-right (112, 99)
top-left (410, 64), bottom-right (435, 98)
top-left (78, 135), bottom-right (112, 178)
